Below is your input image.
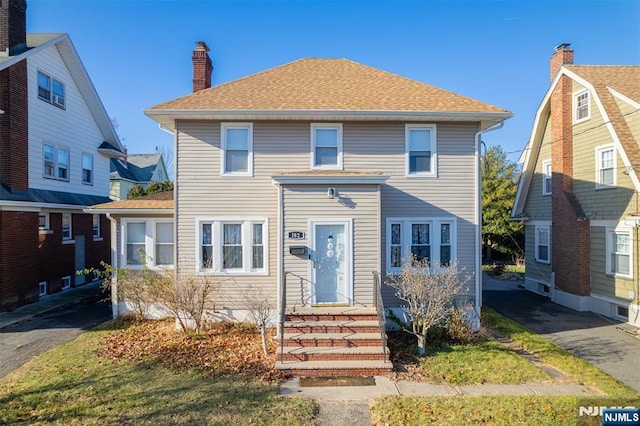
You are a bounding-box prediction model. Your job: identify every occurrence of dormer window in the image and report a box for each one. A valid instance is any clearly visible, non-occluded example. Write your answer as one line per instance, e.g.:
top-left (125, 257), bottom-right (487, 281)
top-left (37, 71), bottom-right (65, 109)
top-left (574, 90), bottom-right (589, 123)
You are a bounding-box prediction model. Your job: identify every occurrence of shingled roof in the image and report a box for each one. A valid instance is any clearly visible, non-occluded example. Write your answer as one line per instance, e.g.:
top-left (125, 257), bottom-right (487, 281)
top-left (149, 58), bottom-right (508, 113)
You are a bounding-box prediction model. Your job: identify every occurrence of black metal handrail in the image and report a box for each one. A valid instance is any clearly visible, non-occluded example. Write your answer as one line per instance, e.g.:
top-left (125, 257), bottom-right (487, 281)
top-left (373, 271), bottom-right (389, 363)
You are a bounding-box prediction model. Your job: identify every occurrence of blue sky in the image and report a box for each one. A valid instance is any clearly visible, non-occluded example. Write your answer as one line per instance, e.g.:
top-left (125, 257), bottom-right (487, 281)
top-left (28, 0), bottom-right (640, 164)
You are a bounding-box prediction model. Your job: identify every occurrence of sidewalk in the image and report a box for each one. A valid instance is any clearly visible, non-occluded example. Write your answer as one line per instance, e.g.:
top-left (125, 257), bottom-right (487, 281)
top-left (0, 280), bottom-right (106, 330)
top-left (279, 376), bottom-right (594, 401)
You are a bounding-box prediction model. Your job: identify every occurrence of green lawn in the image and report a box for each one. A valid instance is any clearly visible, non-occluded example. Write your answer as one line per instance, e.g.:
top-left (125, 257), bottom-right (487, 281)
top-left (0, 321), bottom-right (315, 425)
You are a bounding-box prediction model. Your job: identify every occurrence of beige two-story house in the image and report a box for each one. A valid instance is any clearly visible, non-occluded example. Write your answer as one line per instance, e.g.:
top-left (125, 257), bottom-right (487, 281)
top-left (97, 41), bottom-right (510, 375)
top-left (512, 44), bottom-right (640, 327)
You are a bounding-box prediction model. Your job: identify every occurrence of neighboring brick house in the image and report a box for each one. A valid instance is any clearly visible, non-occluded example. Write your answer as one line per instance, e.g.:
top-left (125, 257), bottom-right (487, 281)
top-left (109, 153), bottom-right (170, 201)
top-left (512, 44), bottom-right (640, 327)
top-left (0, 0), bottom-right (124, 311)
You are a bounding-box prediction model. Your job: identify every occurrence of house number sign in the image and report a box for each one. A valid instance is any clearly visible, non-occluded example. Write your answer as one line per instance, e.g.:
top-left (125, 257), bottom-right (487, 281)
top-left (288, 232), bottom-right (305, 240)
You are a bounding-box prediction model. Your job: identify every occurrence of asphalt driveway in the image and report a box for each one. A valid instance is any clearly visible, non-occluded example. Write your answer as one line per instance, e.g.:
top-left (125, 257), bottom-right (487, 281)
top-left (482, 273), bottom-right (640, 393)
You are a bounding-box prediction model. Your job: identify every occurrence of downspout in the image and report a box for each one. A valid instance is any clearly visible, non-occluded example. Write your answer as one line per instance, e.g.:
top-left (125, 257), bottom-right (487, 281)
top-left (106, 213), bottom-right (119, 319)
top-left (276, 183), bottom-right (284, 336)
top-left (474, 122), bottom-right (505, 324)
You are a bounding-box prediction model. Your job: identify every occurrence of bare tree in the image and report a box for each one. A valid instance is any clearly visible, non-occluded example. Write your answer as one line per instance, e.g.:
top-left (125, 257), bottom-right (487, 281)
top-left (386, 256), bottom-right (472, 355)
top-left (243, 286), bottom-right (274, 356)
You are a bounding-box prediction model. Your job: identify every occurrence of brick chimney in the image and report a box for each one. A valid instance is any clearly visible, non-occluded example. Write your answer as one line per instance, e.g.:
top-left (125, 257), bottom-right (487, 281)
top-left (192, 41), bottom-right (212, 92)
top-left (550, 43), bottom-right (573, 82)
top-left (549, 44), bottom-right (590, 299)
top-left (0, 0), bottom-right (27, 57)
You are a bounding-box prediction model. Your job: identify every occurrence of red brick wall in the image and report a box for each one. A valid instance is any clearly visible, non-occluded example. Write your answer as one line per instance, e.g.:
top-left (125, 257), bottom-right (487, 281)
top-left (0, 211), bottom-right (40, 311)
top-left (550, 73), bottom-right (591, 296)
top-left (0, 60), bottom-right (29, 191)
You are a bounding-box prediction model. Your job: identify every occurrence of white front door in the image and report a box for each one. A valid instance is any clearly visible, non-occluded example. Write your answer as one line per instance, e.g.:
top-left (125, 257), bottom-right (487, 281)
top-left (310, 220), bottom-right (352, 305)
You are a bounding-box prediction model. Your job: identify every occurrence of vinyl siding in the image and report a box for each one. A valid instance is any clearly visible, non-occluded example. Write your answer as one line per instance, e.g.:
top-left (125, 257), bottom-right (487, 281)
top-left (524, 224), bottom-right (552, 284)
top-left (282, 185), bottom-right (379, 307)
top-left (591, 225), bottom-right (638, 301)
top-left (572, 80), bottom-right (638, 220)
top-left (176, 120), bottom-right (480, 308)
top-left (523, 117), bottom-right (552, 220)
top-left (27, 45), bottom-right (110, 198)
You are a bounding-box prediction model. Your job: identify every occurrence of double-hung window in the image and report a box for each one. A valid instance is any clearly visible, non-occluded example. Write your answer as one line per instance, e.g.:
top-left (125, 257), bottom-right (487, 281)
top-left (43, 143), bottom-right (69, 181)
top-left (608, 228), bottom-right (632, 277)
top-left (574, 90), bottom-right (590, 122)
top-left (542, 159), bottom-right (552, 195)
top-left (387, 217), bottom-right (454, 272)
top-left (198, 218), bottom-right (268, 274)
top-left (126, 222), bottom-right (146, 265)
top-left (92, 214), bottom-right (101, 239)
top-left (221, 123), bottom-right (253, 176)
top-left (406, 124), bottom-right (437, 177)
top-left (155, 222), bottom-right (174, 266)
top-left (596, 145), bottom-right (615, 188)
top-left (311, 123), bottom-right (343, 169)
top-left (62, 213), bottom-right (72, 241)
top-left (82, 154), bottom-right (93, 184)
top-left (123, 220), bottom-right (174, 268)
top-left (37, 71), bottom-right (65, 108)
top-left (535, 226), bottom-right (550, 264)
top-left (39, 212), bottom-right (50, 231)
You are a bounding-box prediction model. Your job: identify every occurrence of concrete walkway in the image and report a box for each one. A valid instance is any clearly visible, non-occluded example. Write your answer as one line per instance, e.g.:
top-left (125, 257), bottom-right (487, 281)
top-left (482, 272), bottom-right (640, 393)
top-left (0, 280), bottom-right (106, 330)
top-left (279, 376), bottom-right (594, 401)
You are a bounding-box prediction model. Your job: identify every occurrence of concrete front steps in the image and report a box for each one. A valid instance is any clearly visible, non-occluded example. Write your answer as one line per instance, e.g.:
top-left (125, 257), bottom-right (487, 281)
top-left (275, 307), bottom-right (393, 377)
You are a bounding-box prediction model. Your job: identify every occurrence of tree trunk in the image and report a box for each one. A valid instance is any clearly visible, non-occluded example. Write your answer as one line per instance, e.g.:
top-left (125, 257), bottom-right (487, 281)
top-left (416, 334), bottom-right (426, 356)
top-left (260, 325), bottom-right (268, 356)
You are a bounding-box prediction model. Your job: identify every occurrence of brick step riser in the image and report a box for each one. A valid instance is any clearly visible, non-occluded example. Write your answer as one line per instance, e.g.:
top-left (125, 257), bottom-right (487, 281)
top-left (284, 326), bottom-right (380, 333)
top-left (280, 367), bottom-right (393, 377)
top-left (283, 339), bottom-right (383, 347)
top-left (285, 315), bottom-right (379, 322)
top-left (279, 353), bottom-right (389, 362)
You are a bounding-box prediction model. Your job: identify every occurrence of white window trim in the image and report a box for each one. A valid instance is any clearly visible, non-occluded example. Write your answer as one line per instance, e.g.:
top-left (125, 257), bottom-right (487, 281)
top-left (534, 225), bottom-right (551, 264)
top-left (38, 212), bottom-right (50, 231)
top-left (385, 216), bottom-right (456, 274)
top-left (220, 122), bottom-right (253, 177)
top-left (61, 276), bottom-right (71, 290)
top-left (310, 123), bottom-right (343, 170)
top-left (196, 217), bottom-right (269, 275)
top-left (606, 225), bottom-right (633, 279)
top-left (573, 89), bottom-right (590, 124)
top-left (82, 153), bottom-right (94, 185)
top-left (62, 213), bottom-right (73, 242)
top-left (121, 219), bottom-right (175, 269)
top-left (39, 281), bottom-right (48, 297)
top-left (37, 70), bottom-right (65, 109)
top-left (595, 144), bottom-right (616, 189)
top-left (405, 124), bottom-right (437, 178)
top-left (542, 159), bottom-right (552, 196)
top-left (43, 143), bottom-right (70, 182)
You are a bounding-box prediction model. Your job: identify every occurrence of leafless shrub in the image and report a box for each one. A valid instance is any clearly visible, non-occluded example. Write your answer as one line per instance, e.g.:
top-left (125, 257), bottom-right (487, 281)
top-left (242, 286), bottom-right (275, 356)
top-left (386, 255), bottom-right (472, 355)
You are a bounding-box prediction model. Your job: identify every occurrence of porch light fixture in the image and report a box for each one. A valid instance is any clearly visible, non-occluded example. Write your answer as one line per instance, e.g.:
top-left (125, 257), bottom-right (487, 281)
top-left (327, 187), bottom-right (337, 199)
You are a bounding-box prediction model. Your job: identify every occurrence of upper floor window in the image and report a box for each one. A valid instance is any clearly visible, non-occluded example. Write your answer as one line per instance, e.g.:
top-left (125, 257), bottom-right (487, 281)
top-left (574, 90), bottom-right (590, 123)
top-left (406, 124), bottom-right (437, 177)
top-left (535, 226), bottom-right (550, 264)
top-left (221, 123), bottom-right (253, 176)
top-left (386, 217), bottom-right (455, 273)
top-left (596, 145), bottom-right (615, 189)
top-left (198, 218), bottom-right (268, 274)
top-left (62, 213), bottom-right (72, 241)
top-left (43, 143), bottom-right (69, 181)
top-left (311, 123), bottom-right (343, 170)
top-left (82, 154), bottom-right (94, 185)
top-left (37, 71), bottom-right (65, 108)
top-left (542, 159), bottom-right (552, 195)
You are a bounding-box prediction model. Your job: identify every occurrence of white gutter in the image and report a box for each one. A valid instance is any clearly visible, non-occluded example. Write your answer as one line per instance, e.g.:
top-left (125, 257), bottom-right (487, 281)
top-left (1, 201), bottom-right (91, 211)
top-left (474, 122), bottom-right (505, 323)
top-left (105, 213), bottom-right (119, 319)
top-left (84, 208), bottom-right (173, 215)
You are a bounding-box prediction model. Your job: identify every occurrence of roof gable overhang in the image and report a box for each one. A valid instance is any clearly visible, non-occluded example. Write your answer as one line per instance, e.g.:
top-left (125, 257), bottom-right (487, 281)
top-left (144, 109), bottom-right (513, 133)
top-left (512, 67), bottom-right (640, 219)
top-left (0, 34), bottom-right (124, 154)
